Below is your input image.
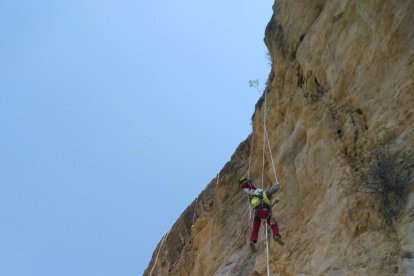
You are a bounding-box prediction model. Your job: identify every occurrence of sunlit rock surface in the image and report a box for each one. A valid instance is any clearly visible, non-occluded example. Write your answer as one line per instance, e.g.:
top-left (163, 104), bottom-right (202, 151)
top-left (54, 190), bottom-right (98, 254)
top-left (144, 0), bottom-right (414, 275)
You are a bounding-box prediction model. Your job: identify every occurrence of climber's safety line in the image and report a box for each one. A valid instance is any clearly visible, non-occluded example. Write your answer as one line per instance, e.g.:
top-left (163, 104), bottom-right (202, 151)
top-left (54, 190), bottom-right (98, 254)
top-left (261, 89), bottom-right (271, 276)
top-left (246, 82), bottom-right (280, 276)
top-left (149, 231), bottom-right (169, 276)
top-left (265, 127), bottom-right (278, 183)
top-left (247, 133), bottom-right (255, 221)
top-left (248, 133), bottom-right (254, 179)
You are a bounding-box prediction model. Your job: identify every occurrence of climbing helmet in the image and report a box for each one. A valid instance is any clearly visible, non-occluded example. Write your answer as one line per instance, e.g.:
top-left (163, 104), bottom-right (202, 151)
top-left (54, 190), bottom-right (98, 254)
top-left (239, 176), bottom-right (248, 184)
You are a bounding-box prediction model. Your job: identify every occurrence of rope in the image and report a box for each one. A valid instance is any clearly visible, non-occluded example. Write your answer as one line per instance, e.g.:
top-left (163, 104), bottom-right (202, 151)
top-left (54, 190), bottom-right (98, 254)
top-left (250, 81), bottom-right (280, 276)
top-left (247, 134), bottom-right (255, 221)
top-left (247, 133), bottom-right (254, 179)
top-left (262, 88), bottom-right (278, 183)
top-left (261, 89), bottom-right (271, 276)
top-left (265, 127), bottom-right (278, 183)
top-left (149, 231), bottom-right (169, 276)
top-left (261, 95), bottom-right (267, 190)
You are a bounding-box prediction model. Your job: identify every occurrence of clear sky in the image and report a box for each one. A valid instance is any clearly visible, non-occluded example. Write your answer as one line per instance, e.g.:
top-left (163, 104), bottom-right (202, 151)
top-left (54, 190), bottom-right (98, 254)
top-left (0, 1), bottom-right (274, 275)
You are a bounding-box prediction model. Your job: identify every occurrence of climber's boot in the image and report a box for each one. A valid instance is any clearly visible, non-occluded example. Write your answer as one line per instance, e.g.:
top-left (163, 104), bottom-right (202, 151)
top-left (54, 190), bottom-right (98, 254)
top-left (250, 241), bottom-right (258, 252)
top-left (273, 235), bottom-right (284, 246)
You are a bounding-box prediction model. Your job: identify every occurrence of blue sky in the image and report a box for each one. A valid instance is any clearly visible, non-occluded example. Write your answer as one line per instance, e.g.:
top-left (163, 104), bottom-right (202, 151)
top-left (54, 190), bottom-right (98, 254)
top-left (0, 0), bottom-right (274, 275)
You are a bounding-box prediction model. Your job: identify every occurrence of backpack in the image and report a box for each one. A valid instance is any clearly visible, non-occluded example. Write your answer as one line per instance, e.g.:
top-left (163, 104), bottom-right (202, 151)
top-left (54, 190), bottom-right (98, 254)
top-left (251, 189), bottom-right (271, 208)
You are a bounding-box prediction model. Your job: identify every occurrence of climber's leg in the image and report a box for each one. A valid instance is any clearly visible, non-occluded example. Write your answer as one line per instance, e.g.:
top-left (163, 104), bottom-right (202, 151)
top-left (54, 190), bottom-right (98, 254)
top-left (267, 216), bottom-right (280, 237)
top-left (250, 210), bottom-right (261, 242)
top-left (250, 216), bottom-right (261, 242)
top-left (267, 215), bottom-right (284, 245)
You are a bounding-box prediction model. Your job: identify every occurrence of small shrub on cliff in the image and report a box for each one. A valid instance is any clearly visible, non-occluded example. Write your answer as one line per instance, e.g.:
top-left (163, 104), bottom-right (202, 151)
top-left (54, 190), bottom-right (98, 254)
top-left (305, 79), bottom-right (328, 105)
top-left (249, 79), bottom-right (260, 89)
top-left (305, 93), bottom-right (323, 105)
top-left (358, 136), bottom-right (414, 225)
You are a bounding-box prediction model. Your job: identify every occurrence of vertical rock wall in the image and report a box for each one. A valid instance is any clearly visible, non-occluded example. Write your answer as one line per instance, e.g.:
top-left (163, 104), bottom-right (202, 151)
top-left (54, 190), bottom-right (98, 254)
top-left (144, 0), bottom-right (414, 275)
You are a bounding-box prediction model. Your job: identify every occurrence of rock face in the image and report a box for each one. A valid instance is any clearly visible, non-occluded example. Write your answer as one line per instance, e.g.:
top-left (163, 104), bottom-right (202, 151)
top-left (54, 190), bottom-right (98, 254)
top-left (144, 1), bottom-right (414, 275)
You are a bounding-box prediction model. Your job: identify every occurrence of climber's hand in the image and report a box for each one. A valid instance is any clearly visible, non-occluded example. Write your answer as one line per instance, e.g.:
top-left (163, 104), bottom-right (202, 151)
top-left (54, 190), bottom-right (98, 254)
top-left (271, 198), bottom-right (280, 207)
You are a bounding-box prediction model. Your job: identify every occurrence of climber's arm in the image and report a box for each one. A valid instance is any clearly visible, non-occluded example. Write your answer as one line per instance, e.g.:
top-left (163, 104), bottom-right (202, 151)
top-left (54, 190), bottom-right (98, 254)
top-left (267, 182), bottom-right (281, 197)
top-left (240, 182), bottom-right (257, 196)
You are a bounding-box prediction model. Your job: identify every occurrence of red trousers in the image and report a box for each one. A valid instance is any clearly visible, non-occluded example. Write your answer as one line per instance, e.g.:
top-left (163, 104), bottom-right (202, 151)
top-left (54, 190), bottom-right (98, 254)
top-left (250, 208), bottom-right (280, 242)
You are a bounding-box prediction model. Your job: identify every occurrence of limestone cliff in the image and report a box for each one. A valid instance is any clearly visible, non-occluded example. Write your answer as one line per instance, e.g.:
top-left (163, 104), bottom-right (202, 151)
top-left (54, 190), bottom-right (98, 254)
top-left (144, 0), bottom-right (414, 275)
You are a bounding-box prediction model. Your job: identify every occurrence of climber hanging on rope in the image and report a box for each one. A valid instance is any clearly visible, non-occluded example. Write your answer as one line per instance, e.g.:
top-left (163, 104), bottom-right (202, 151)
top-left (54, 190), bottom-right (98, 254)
top-left (239, 176), bottom-right (284, 252)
